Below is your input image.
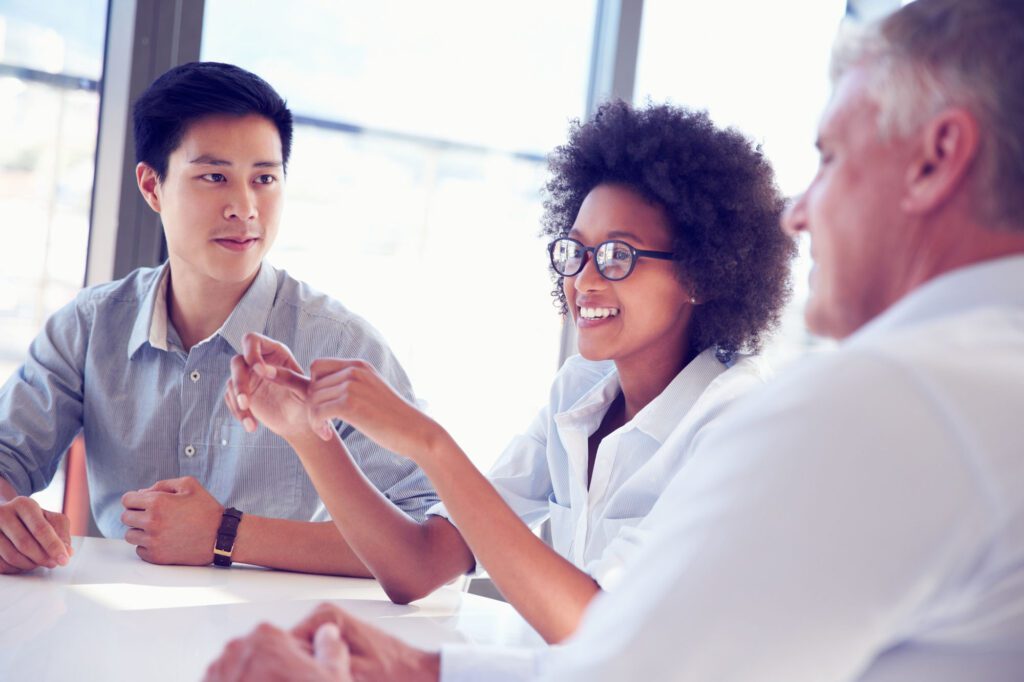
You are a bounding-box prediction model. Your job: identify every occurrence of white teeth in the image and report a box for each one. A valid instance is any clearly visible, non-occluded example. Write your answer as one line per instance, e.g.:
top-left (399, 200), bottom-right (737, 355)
top-left (579, 306), bottom-right (620, 320)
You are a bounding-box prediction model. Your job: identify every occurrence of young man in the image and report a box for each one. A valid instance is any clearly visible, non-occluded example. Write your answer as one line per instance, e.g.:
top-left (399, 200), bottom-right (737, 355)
top-left (206, 0), bottom-right (1024, 679)
top-left (0, 62), bottom-right (437, 575)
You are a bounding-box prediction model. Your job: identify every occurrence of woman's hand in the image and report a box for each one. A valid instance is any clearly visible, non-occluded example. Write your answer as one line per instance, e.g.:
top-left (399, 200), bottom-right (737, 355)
top-left (267, 358), bottom-right (447, 462)
top-left (224, 333), bottom-right (312, 443)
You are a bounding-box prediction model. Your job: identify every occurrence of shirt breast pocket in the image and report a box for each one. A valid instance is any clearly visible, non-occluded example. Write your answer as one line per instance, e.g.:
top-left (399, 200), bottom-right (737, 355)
top-left (547, 494), bottom-right (577, 561)
top-left (210, 417), bottom-right (302, 518)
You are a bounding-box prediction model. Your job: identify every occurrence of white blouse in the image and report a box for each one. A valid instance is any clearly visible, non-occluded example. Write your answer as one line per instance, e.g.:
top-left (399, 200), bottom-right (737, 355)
top-left (429, 346), bottom-right (769, 588)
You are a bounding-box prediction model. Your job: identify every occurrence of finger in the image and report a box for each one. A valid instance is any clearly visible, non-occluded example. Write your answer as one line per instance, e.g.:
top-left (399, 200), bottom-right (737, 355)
top-left (206, 637), bottom-right (247, 682)
top-left (230, 355), bottom-right (256, 413)
top-left (309, 358), bottom-right (360, 382)
top-left (16, 503), bottom-right (69, 565)
top-left (307, 366), bottom-right (365, 392)
top-left (242, 333), bottom-right (266, 372)
top-left (224, 388), bottom-right (253, 432)
top-left (291, 603), bottom-right (346, 642)
top-left (263, 366), bottom-right (311, 398)
top-left (313, 622), bottom-right (350, 672)
top-left (223, 381), bottom-right (246, 424)
top-left (0, 532), bottom-right (37, 571)
top-left (42, 510), bottom-right (73, 548)
top-left (148, 477), bottom-right (187, 494)
top-left (121, 489), bottom-right (157, 510)
top-left (121, 509), bottom-right (150, 530)
top-left (124, 527), bottom-right (147, 547)
top-left (245, 333), bottom-right (304, 374)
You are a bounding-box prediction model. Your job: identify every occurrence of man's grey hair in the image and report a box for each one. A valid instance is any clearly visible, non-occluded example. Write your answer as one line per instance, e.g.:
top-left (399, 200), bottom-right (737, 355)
top-left (831, 0), bottom-right (1024, 230)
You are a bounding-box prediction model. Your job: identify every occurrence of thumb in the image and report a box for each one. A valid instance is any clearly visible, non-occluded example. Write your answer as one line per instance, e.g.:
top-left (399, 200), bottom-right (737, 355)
top-left (148, 478), bottom-right (187, 494)
top-left (43, 510), bottom-right (74, 551)
top-left (313, 622), bottom-right (350, 673)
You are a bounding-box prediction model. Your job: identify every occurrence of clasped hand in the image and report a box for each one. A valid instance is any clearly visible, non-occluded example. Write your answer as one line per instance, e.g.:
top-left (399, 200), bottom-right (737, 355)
top-left (0, 495), bottom-right (72, 573)
top-left (224, 333), bottom-right (444, 461)
top-left (204, 602), bottom-right (440, 682)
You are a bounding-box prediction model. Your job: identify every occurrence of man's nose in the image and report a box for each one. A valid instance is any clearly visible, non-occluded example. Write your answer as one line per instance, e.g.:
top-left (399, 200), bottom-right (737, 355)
top-left (225, 186), bottom-right (258, 222)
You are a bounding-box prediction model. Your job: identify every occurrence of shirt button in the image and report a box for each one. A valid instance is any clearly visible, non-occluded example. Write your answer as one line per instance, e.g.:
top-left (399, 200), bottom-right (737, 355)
top-left (184, 444), bottom-right (196, 457)
top-left (190, 370), bottom-right (201, 382)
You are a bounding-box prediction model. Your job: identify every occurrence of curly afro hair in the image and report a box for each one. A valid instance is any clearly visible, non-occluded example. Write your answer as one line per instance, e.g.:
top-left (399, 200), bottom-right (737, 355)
top-left (543, 100), bottom-right (796, 358)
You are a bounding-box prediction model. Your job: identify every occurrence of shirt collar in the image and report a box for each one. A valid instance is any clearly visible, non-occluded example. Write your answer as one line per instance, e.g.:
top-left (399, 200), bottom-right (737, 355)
top-left (557, 347), bottom-right (728, 445)
top-left (215, 262), bottom-right (279, 355)
top-left (631, 347), bottom-right (727, 443)
top-left (126, 262), bottom-right (279, 359)
top-left (127, 263), bottom-right (170, 359)
top-left (852, 254), bottom-right (1024, 342)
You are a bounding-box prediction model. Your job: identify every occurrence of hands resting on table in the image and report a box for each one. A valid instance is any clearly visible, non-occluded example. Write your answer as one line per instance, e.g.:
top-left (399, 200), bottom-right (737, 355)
top-left (204, 602), bottom-right (441, 682)
top-left (0, 472), bottom-right (228, 573)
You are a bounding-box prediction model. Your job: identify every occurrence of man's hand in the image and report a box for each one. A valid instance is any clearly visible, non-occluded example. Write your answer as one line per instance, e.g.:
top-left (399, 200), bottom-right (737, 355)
top-left (291, 603), bottom-right (441, 682)
top-left (121, 476), bottom-right (224, 565)
top-left (225, 333), bottom-right (311, 441)
top-left (0, 496), bottom-right (72, 573)
top-left (204, 621), bottom-right (351, 682)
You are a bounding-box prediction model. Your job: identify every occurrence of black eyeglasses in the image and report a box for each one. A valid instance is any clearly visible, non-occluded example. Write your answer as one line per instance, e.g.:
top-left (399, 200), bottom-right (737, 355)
top-left (548, 237), bottom-right (674, 281)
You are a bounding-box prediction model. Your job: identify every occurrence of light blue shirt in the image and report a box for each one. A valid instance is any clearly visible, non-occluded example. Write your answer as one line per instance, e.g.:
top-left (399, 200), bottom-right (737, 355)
top-left (430, 348), bottom-right (769, 588)
top-left (0, 262), bottom-right (439, 537)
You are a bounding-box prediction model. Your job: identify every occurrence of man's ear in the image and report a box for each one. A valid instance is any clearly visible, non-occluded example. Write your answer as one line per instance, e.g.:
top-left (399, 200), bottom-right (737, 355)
top-left (902, 107), bottom-right (980, 215)
top-left (136, 162), bottom-right (162, 213)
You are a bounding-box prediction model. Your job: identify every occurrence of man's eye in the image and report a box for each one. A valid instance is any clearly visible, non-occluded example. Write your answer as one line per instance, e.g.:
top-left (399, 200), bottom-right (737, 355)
top-left (201, 173), bottom-right (227, 182)
top-left (255, 175), bottom-right (277, 185)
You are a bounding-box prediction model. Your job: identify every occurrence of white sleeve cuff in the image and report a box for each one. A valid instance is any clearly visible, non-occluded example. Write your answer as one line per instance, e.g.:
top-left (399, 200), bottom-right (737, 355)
top-left (425, 503), bottom-right (482, 576)
top-left (440, 644), bottom-right (545, 682)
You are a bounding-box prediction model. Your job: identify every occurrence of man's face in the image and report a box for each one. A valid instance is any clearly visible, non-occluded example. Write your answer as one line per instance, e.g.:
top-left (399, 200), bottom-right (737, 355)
top-left (784, 67), bottom-right (918, 339)
top-left (143, 114), bottom-right (284, 288)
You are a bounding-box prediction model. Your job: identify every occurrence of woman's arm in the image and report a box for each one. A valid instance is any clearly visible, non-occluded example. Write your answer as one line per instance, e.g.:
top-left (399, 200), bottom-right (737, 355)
top-left (418, 431), bottom-right (602, 643)
top-left (273, 354), bottom-right (602, 642)
top-left (283, 429), bottom-right (474, 603)
top-left (225, 336), bottom-right (473, 603)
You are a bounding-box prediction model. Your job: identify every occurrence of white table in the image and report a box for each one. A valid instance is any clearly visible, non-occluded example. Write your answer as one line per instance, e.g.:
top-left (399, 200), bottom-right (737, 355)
top-left (0, 537), bottom-right (542, 681)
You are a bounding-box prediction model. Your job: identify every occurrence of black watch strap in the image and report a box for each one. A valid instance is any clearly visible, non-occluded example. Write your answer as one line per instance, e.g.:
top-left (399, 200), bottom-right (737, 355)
top-left (213, 507), bottom-right (243, 567)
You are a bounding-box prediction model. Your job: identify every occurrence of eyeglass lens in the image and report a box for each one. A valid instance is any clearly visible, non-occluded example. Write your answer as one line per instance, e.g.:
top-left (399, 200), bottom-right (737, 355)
top-left (551, 239), bottom-right (634, 280)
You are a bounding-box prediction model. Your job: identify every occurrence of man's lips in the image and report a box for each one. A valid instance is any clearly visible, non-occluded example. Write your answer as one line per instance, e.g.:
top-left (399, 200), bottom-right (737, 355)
top-left (213, 236), bottom-right (260, 252)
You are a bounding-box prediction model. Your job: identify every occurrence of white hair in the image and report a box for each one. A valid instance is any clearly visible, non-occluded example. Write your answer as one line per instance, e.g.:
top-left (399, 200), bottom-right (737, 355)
top-left (829, 0), bottom-right (1024, 229)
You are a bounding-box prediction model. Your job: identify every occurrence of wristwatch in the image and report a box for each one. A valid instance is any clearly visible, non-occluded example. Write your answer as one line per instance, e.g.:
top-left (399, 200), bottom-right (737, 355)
top-left (213, 507), bottom-right (243, 567)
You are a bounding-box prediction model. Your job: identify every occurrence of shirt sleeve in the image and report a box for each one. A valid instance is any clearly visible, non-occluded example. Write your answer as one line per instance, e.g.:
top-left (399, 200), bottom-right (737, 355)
top-left (440, 644), bottom-right (546, 682)
top-left (0, 297), bottom-right (89, 496)
top-left (539, 350), bottom-right (992, 682)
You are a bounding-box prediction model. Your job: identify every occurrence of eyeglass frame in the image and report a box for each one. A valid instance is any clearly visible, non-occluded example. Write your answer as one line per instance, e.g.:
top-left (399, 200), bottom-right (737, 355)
top-left (547, 236), bottom-right (675, 281)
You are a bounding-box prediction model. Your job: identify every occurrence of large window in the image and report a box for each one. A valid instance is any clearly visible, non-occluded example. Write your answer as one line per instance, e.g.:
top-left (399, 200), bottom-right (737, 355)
top-left (0, 0), bottom-right (109, 508)
top-left (635, 0), bottom-right (848, 365)
top-left (202, 0), bottom-right (596, 470)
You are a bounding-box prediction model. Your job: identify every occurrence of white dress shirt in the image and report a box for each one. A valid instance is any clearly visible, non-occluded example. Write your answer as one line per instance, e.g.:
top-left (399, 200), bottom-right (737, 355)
top-left (430, 347), bottom-right (767, 588)
top-left (443, 255), bottom-right (1024, 681)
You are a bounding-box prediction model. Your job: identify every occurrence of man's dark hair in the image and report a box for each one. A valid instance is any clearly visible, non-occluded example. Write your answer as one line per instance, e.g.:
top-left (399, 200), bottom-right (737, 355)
top-left (132, 61), bottom-right (293, 180)
top-left (543, 100), bottom-right (796, 358)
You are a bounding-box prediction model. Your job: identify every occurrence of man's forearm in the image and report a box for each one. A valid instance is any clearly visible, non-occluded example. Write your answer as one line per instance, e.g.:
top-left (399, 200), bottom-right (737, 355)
top-left (230, 516), bottom-right (374, 577)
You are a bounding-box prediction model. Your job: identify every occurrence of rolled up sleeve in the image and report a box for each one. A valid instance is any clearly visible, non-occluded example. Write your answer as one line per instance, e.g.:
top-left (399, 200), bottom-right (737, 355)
top-left (0, 297), bottom-right (89, 495)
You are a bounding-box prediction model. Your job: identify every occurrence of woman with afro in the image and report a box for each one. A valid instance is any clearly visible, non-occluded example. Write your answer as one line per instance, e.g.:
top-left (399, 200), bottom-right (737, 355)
top-left (226, 100), bottom-right (796, 645)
